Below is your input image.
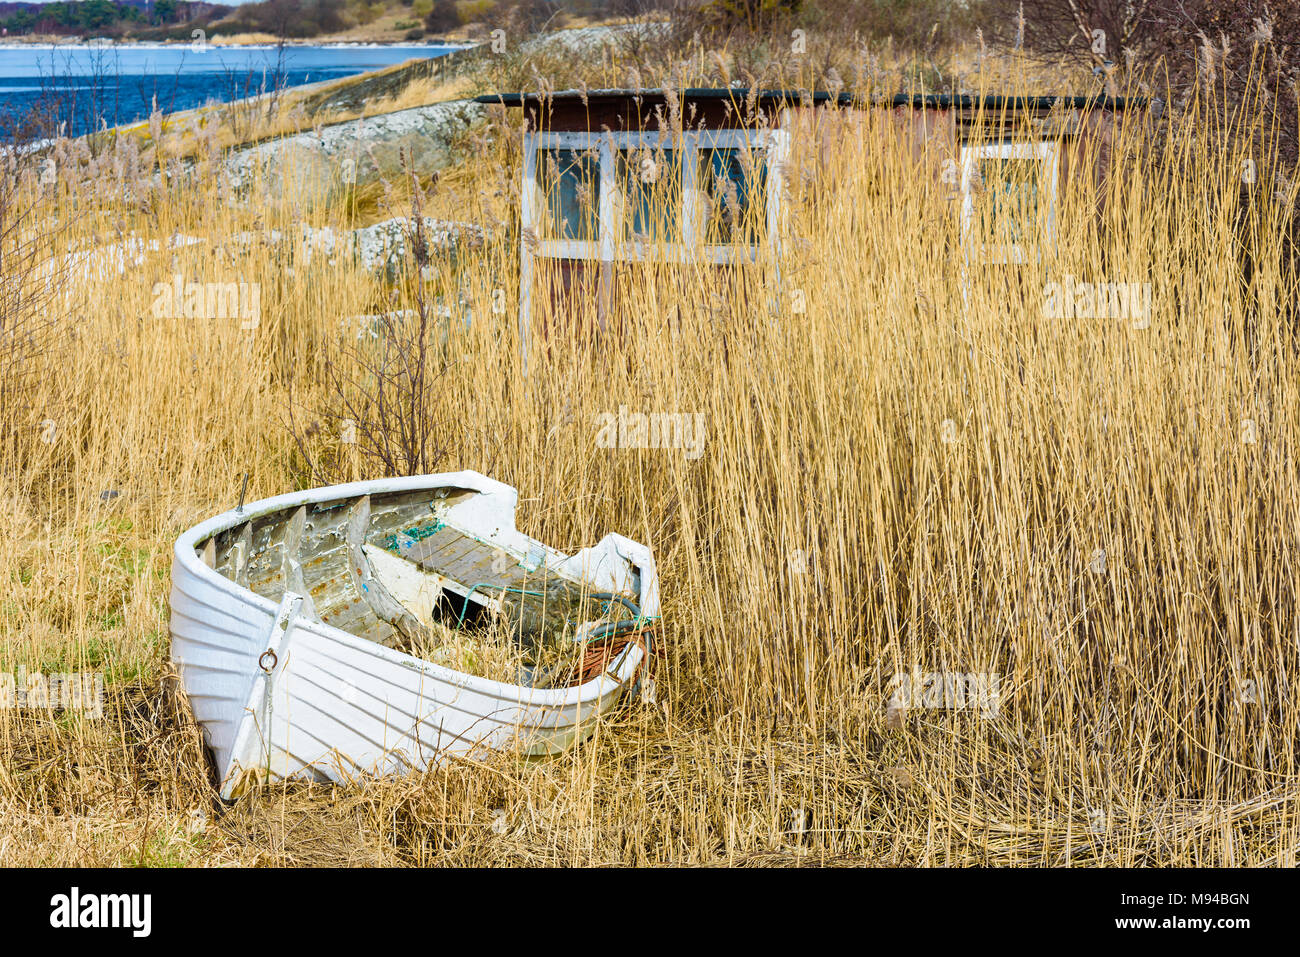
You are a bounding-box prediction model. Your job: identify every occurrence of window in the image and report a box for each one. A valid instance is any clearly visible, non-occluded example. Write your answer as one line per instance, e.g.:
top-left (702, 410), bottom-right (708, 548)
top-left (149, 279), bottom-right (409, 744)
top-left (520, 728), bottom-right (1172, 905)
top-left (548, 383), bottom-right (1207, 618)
top-left (960, 141), bottom-right (1058, 264)
top-left (537, 147), bottom-right (601, 242)
top-left (522, 128), bottom-right (785, 265)
top-left (616, 146), bottom-right (682, 243)
top-left (699, 146), bottom-right (769, 246)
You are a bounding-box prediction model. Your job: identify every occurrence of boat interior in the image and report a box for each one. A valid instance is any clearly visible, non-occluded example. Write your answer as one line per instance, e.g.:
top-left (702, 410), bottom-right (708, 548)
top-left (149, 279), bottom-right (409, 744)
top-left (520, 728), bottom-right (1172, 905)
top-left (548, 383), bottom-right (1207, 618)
top-left (196, 485), bottom-right (637, 686)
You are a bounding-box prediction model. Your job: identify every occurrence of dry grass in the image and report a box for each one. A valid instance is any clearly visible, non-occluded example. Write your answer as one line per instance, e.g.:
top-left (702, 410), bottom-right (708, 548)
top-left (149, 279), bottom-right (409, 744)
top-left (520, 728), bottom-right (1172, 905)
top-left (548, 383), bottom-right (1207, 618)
top-left (2, 33), bottom-right (1300, 866)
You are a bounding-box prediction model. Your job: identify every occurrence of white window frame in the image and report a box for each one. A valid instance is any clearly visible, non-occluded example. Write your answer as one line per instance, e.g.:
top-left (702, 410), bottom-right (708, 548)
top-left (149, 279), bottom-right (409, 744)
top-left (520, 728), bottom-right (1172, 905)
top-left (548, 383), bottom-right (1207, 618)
top-left (522, 130), bottom-right (607, 261)
top-left (959, 140), bottom-right (1058, 265)
top-left (522, 127), bottom-right (787, 267)
top-left (691, 128), bottom-right (787, 264)
top-left (605, 128), bottom-right (690, 264)
top-left (518, 125), bottom-right (786, 368)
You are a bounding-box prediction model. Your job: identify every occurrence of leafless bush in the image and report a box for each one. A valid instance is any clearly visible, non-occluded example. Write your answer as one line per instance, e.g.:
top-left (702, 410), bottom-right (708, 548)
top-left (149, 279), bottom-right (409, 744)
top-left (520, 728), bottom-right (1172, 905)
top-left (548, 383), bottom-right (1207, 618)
top-left (988, 1), bottom-right (1300, 164)
top-left (0, 171), bottom-right (68, 455)
top-left (292, 156), bottom-right (454, 482)
top-left (482, 0), bottom-right (572, 33)
top-left (984, 0), bottom-right (1161, 68)
top-left (677, 0), bottom-right (982, 47)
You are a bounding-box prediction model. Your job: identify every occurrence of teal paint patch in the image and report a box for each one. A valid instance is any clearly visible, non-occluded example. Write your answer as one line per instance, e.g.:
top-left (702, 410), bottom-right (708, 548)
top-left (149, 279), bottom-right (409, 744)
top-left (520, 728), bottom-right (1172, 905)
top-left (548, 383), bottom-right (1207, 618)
top-left (380, 520), bottom-right (446, 553)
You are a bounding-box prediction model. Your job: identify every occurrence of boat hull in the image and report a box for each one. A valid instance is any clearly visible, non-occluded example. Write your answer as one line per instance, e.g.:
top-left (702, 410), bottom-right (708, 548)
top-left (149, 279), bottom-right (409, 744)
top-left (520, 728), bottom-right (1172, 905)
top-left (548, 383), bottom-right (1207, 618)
top-left (169, 471), bottom-right (657, 799)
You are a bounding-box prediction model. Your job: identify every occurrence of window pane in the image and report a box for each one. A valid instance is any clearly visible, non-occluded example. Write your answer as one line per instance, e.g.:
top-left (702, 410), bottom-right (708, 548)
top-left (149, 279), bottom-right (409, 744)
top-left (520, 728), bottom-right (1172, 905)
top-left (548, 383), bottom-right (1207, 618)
top-left (973, 156), bottom-right (1043, 246)
top-left (616, 147), bottom-right (681, 243)
top-left (539, 148), bottom-right (600, 242)
top-left (701, 147), bottom-right (768, 246)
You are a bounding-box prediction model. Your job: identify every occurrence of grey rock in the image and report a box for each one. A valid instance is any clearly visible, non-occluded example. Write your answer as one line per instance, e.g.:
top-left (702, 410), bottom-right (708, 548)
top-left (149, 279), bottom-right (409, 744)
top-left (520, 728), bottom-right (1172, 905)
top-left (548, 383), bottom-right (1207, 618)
top-left (223, 98), bottom-right (487, 206)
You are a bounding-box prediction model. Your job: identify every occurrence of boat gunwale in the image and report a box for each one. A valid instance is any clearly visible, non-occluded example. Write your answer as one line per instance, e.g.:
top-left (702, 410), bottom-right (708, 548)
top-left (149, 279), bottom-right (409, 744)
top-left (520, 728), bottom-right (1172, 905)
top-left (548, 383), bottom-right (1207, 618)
top-left (172, 470), bottom-right (647, 709)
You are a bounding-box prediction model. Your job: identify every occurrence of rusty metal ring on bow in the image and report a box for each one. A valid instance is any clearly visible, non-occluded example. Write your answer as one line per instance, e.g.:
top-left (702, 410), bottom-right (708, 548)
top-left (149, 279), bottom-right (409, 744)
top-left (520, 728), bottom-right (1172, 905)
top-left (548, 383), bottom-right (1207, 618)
top-left (259, 650), bottom-right (278, 673)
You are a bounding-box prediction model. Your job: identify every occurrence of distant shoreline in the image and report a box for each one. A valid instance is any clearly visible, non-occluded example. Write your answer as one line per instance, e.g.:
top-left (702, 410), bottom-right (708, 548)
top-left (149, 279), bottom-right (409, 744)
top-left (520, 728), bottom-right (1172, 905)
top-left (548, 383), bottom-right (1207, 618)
top-left (0, 39), bottom-right (474, 139)
top-left (0, 38), bottom-right (473, 48)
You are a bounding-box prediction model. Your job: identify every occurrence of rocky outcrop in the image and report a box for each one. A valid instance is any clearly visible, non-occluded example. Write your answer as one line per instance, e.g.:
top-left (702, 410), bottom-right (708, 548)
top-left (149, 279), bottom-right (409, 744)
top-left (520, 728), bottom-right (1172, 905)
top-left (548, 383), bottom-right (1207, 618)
top-left (217, 23), bottom-right (674, 206)
top-left (223, 98), bottom-right (486, 206)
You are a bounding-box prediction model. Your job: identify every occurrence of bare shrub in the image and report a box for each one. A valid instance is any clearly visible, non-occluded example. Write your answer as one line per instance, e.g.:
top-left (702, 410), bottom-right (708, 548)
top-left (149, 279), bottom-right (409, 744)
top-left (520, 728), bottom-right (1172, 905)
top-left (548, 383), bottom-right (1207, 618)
top-left (292, 157), bottom-right (454, 482)
top-left (0, 172), bottom-right (68, 458)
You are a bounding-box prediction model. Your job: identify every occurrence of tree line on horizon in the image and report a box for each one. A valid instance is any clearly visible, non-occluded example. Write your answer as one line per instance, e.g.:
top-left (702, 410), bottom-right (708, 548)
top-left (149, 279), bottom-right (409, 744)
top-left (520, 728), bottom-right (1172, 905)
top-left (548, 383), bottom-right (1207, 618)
top-left (0, 0), bottom-right (229, 37)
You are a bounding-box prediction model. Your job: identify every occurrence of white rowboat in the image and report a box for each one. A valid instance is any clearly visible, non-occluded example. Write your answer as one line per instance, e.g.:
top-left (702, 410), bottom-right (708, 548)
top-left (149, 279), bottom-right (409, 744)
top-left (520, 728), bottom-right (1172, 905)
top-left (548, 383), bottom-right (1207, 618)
top-left (169, 471), bottom-right (659, 800)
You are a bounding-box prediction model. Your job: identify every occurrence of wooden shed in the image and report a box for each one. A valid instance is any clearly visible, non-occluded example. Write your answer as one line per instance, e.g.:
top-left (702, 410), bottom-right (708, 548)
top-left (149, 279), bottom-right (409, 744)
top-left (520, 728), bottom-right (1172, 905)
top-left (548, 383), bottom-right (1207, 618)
top-left (476, 88), bottom-right (1150, 350)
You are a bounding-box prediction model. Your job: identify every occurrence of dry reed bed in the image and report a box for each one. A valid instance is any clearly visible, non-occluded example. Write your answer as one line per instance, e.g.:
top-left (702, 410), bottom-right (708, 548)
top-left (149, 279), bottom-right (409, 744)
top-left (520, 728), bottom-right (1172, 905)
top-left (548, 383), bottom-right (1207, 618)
top-left (2, 55), bottom-right (1300, 864)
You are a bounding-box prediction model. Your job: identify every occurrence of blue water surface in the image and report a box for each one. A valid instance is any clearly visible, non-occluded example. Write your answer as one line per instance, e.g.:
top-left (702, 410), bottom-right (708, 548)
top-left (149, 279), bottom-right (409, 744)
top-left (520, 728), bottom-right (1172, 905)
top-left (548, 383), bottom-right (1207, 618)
top-left (0, 42), bottom-right (465, 138)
